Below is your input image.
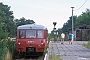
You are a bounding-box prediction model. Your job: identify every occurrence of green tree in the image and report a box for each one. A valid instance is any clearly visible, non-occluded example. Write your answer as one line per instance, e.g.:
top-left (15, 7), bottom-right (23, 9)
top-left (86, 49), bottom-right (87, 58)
top-left (0, 3), bottom-right (8, 40)
top-left (0, 3), bottom-right (16, 37)
top-left (62, 16), bottom-right (77, 32)
top-left (60, 8), bottom-right (90, 33)
top-left (75, 9), bottom-right (90, 27)
top-left (14, 17), bottom-right (35, 27)
top-left (57, 28), bottom-right (62, 36)
top-left (0, 17), bottom-right (7, 40)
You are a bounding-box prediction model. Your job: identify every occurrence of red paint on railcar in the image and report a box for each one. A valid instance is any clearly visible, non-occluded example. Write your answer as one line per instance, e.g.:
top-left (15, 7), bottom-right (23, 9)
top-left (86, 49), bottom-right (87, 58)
top-left (16, 24), bottom-right (48, 55)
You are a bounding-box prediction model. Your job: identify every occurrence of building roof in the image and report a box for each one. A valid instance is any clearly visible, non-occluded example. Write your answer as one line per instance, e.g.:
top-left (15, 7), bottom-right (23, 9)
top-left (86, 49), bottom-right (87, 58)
top-left (17, 24), bottom-right (47, 30)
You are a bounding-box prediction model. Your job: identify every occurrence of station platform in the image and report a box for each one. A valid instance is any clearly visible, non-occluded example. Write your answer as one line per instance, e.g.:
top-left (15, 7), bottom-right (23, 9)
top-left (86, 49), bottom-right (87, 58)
top-left (47, 41), bottom-right (90, 60)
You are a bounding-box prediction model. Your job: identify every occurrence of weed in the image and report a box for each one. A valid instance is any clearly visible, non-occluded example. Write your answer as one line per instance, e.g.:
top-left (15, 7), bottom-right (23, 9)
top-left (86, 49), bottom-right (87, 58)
top-left (4, 50), bottom-right (12, 60)
top-left (48, 54), bottom-right (62, 60)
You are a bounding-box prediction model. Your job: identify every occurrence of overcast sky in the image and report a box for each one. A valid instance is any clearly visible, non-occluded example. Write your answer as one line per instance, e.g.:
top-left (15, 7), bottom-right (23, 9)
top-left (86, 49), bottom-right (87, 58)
top-left (0, 0), bottom-right (90, 33)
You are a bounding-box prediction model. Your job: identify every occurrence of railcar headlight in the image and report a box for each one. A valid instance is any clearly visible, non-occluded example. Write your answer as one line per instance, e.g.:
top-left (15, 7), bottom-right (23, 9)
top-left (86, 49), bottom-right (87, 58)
top-left (41, 41), bottom-right (44, 45)
top-left (18, 42), bottom-right (21, 45)
top-left (41, 43), bottom-right (44, 45)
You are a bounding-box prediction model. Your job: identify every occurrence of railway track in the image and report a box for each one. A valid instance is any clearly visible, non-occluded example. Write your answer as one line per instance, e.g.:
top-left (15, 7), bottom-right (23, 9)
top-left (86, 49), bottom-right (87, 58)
top-left (15, 57), bottom-right (39, 60)
top-left (15, 55), bottom-right (44, 60)
top-left (16, 58), bottom-right (38, 60)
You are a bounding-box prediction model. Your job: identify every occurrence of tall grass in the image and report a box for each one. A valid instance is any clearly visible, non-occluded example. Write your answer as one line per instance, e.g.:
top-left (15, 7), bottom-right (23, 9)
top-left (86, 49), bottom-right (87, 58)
top-left (5, 38), bottom-right (16, 60)
top-left (82, 41), bottom-right (90, 48)
top-left (0, 39), bottom-right (7, 60)
top-left (4, 50), bottom-right (12, 60)
top-left (48, 54), bottom-right (62, 60)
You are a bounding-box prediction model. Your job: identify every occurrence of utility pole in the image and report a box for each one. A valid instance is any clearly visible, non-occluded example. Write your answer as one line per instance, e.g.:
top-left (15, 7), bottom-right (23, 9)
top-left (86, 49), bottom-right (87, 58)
top-left (71, 7), bottom-right (74, 34)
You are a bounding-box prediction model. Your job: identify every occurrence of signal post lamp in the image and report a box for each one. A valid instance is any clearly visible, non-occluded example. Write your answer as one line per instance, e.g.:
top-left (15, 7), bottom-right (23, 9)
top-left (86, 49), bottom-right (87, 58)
top-left (53, 22), bottom-right (57, 42)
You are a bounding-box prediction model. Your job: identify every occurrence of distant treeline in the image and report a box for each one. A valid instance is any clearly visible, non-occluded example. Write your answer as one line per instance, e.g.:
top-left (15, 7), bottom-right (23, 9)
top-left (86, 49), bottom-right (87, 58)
top-left (0, 2), bottom-right (35, 39)
top-left (0, 2), bottom-right (36, 60)
top-left (50, 9), bottom-right (90, 38)
top-left (62, 8), bottom-right (90, 33)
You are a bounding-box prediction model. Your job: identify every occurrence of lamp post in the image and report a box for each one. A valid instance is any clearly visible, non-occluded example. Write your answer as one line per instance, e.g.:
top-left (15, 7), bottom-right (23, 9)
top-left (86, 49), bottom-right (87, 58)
top-left (71, 7), bottom-right (74, 34)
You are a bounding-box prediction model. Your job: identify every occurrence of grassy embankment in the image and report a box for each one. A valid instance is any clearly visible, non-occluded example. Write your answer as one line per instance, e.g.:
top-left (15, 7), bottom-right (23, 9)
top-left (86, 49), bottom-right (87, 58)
top-left (48, 54), bottom-right (62, 60)
top-left (4, 50), bottom-right (12, 60)
top-left (82, 41), bottom-right (90, 49)
top-left (0, 39), bottom-right (7, 60)
top-left (4, 38), bottom-right (16, 60)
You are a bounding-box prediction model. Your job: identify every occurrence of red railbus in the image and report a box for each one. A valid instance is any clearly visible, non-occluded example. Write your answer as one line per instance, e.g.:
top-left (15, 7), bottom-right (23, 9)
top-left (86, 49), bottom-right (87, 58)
top-left (16, 24), bottom-right (48, 55)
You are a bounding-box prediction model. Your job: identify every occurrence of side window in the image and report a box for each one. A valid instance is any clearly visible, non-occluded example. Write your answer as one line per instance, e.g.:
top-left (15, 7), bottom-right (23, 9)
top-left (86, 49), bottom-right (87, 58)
top-left (19, 30), bottom-right (24, 38)
top-left (37, 30), bottom-right (44, 38)
top-left (26, 30), bottom-right (36, 38)
top-left (46, 30), bottom-right (48, 37)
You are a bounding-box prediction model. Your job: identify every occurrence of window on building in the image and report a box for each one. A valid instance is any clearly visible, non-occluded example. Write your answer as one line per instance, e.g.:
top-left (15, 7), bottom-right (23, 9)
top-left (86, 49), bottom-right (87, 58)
top-left (26, 30), bottom-right (36, 38)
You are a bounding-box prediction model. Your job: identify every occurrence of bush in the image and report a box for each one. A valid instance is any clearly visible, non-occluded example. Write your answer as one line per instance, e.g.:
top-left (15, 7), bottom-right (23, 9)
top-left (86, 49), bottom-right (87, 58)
top-left (7, 38), bottom-right (16, 59)
top-left (82, 41), bottom-right (90, 48)
top-left (43, 49), bottom-right (48, 55)
top-left (0, 39), bottom-right (7, 60)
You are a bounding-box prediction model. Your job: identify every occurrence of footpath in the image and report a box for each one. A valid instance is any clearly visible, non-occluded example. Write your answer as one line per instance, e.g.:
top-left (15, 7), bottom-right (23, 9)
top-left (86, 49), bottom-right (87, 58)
top-left (47, 41), bottom-right (90, 60)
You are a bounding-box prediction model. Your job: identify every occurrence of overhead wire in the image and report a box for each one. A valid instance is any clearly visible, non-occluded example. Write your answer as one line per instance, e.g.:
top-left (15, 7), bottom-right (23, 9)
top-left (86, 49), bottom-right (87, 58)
top-left (74, 0), bottom-right (87, 11)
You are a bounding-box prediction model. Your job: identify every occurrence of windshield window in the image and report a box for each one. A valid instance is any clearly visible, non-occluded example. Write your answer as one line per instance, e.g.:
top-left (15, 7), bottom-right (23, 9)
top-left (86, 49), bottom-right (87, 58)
top-left (37, 30), bottom-right (44, 38)
top-left (19, 30), bottom-right (24, 38)
top-left (26, 30), bottom-right (36, 38)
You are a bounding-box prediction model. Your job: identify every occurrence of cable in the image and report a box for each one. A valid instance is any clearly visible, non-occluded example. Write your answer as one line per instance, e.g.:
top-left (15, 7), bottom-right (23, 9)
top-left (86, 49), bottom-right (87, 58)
top-left (74, 0), bottom-right (87, 11)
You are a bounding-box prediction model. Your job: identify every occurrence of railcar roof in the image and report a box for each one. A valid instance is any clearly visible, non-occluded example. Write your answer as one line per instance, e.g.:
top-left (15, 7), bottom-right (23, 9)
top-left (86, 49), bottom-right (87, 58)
top-left (17, 24), bottom-right (47, 30)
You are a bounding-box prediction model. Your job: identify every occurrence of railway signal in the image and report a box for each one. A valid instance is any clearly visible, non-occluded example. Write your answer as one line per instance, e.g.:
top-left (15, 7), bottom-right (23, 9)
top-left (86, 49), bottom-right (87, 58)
top-left (53, 22), bottom-right (57, 42)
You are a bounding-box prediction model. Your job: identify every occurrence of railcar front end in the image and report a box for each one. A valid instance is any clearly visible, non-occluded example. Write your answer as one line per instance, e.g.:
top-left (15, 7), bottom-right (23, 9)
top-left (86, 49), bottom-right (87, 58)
top-left (16, 24), bottom-right (48, 55)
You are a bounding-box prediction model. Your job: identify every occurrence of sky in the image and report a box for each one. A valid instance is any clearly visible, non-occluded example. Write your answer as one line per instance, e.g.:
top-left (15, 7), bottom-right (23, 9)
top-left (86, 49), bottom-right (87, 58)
top-left (0, 0), bottom-right (90, 33)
